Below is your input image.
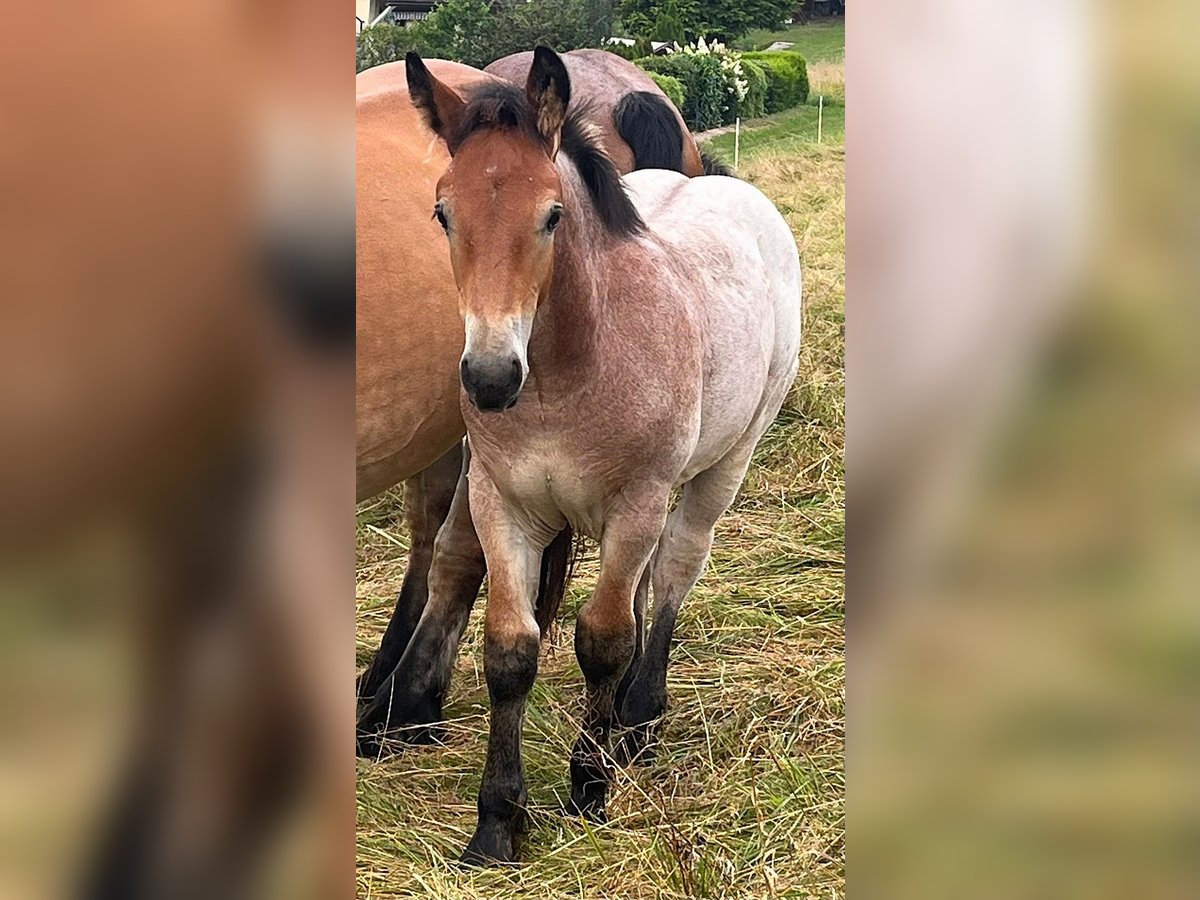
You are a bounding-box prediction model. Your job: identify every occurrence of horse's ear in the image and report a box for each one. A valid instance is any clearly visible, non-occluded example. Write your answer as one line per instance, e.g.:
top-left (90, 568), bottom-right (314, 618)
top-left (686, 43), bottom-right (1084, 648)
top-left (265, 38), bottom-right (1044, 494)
top-left (525, 46), bottom-right (571, 158)
top-left (406, 52), bottom-right (466, 151)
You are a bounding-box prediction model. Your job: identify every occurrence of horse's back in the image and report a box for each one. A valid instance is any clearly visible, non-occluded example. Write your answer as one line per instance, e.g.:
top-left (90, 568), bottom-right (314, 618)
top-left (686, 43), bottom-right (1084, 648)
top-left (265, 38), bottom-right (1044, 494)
top-left (626, 169), bottom-right (801, 354)
top-left (355, 61), bottom-right (501, 497)
top-left (624, 169), bottom-right (803, 475)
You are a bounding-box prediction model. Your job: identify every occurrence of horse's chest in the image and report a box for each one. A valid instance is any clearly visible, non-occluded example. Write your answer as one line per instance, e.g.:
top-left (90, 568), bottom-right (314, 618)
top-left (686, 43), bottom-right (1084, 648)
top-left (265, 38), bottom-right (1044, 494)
top-left (489, 443), bottom-right (605, 535)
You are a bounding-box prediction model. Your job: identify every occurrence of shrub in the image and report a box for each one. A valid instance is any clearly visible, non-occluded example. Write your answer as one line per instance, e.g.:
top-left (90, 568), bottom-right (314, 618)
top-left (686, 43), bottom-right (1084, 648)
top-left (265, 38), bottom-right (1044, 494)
top-left (737, 58), bottom-right (767, 119)
top-left (356, 23), bottom-right (424, 73)
top-left (637, 53), bottom-right (726, 131)
top-left (604, 41), bottom-right (640, 61)
top-left (740, 51), bottom-right (809, 112)
top-left (619, 0), bottom-right (794, 42)
top-left (485, 0), bottom-right (606, 63)
top-left (645, 72), bottom-right (687, 112)
top-left (356, 0), bottom-right (608, 72)
top-left (414, 0), bottom-right (494, 68)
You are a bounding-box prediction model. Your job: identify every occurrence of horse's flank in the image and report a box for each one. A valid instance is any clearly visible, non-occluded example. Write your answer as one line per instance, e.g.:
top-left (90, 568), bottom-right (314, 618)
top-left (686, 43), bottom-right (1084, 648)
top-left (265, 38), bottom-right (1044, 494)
top-left (355, 60), bottom-right (499, 499)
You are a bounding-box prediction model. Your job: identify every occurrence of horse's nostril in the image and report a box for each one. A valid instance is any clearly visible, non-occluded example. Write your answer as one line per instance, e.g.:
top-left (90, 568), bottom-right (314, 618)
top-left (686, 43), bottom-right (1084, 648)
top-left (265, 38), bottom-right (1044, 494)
top-left (510, 358), bottom-right (521, 379)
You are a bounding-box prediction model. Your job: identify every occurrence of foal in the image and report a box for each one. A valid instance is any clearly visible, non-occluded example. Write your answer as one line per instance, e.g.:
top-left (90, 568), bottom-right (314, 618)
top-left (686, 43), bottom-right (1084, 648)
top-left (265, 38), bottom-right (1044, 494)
top-left (406, 48), bottom-right (801, 865)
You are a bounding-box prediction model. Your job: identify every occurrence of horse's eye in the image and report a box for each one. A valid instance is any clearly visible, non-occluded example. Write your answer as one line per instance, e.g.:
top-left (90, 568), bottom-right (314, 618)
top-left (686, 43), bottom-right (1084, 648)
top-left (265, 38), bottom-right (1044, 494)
top-left (433, 204), bottom-right (448, 232)
top-left (545, 206), bottom-right (563, 233)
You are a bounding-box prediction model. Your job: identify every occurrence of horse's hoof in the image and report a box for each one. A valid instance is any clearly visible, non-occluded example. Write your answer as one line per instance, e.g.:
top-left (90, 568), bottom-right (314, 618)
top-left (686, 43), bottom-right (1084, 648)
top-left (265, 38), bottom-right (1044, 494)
top-left (355, 723), bottom-right (445, 759)
top-left (355, 691), bottom-right (445, 756)
top-left (458, 836), bottom-right (517, 867)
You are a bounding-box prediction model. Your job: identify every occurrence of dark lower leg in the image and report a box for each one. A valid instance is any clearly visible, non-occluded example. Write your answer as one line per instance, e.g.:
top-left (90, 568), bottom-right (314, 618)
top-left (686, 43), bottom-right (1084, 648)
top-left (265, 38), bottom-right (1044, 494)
top-left (617, 470), bottom-right (735, 763)
top-left (615, 564), bottom-right (650, 713)
top-left (356, 450), bottom-right (484, 754)
top-left (355, 543), bottom-right (432, 704)
top-left (461, 630), bottom-right (540, 865)
top-left (354, 544), bottom-right (483, 752)
top-left (569, 610), bottom-right (636, 821)
top-left (618, 591), bottom-right (680, 764)
top-left (358, 444), bottom-right (462, 703)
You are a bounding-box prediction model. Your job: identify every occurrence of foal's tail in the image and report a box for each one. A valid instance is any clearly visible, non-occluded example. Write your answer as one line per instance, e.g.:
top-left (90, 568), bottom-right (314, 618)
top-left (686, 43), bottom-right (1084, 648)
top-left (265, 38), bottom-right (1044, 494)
top-left (614, 90), bottom-right (687, 174)
top-left (535, 526), bottom-right (576, 637)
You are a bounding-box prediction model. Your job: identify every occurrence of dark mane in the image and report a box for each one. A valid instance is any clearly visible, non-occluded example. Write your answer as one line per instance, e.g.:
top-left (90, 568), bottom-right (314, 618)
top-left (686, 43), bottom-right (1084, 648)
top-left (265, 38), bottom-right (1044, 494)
top-left (453, 83), bottom-right (645, 238)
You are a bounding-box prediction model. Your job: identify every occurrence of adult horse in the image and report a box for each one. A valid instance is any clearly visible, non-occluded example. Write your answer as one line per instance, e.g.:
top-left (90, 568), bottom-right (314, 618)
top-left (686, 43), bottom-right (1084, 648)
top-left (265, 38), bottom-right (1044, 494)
top-left (486, 49), bottom-right (730, 177)
top-left (355, 55), bottom-right (722, 729)
top-left (356, 61), bottom-right (500, 718)
top-left (402, 48), bottom-right (801, 864)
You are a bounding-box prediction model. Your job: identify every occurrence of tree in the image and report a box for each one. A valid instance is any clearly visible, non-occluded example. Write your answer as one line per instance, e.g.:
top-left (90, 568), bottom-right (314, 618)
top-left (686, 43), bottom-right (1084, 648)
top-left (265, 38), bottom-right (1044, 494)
top-left (652, 0), bottom-right (686, 43)
top-left (410, 0), bottom-right (494, 68)
top-left (486, 0), bottom-right (603, 61)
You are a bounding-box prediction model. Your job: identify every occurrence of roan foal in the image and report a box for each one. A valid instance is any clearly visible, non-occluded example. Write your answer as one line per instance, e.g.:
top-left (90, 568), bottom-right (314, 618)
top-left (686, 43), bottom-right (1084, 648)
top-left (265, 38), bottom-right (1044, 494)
top-left (405, 48), bottom-right (802, 865)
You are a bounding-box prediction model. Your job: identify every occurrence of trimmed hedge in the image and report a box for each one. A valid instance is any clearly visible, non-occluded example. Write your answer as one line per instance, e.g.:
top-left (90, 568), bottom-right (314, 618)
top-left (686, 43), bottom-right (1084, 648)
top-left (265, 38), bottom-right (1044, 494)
top-left (737, 58), bottom-right (768, 120)
top-left (645, 72), bottom-right (687, 113)
top-left (740, 51), bottom-right (809, 113)
top-left (637, 54), bottom-right (726, 131)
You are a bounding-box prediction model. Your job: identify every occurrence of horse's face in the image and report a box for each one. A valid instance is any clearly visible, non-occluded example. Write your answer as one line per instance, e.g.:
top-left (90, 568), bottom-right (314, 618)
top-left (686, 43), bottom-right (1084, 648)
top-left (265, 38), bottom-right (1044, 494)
top-left (435, 131), bottom-right (563, 411)
top-left (406, 47), bottom-right (571, 412)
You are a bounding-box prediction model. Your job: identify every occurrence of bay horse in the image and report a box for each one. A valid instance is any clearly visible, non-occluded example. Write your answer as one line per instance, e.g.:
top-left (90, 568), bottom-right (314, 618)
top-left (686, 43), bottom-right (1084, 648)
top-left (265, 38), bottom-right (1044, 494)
top-left (402, 48), bottom-right (801, 864)
top-left (355, 55), bottom-right (723, 733)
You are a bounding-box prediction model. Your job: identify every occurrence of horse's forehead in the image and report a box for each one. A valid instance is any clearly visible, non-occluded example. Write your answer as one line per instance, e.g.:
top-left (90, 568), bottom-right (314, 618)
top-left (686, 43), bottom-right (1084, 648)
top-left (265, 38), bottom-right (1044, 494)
top-left (452, 133), bottom-right (554, 195)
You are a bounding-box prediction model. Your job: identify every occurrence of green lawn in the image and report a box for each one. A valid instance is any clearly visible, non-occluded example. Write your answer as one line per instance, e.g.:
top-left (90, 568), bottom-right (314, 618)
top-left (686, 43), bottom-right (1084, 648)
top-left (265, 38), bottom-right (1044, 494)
top-left (737, 18), bottom-right (845, 61)
top-left (703, 103), bottom-right (844, 160)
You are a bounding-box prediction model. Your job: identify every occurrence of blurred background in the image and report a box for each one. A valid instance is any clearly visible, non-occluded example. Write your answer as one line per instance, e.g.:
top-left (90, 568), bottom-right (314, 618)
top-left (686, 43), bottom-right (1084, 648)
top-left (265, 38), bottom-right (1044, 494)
top-left (0, 2), bottom-right (353, 898)
top-left (850, 1), bottom-right (1200, 897)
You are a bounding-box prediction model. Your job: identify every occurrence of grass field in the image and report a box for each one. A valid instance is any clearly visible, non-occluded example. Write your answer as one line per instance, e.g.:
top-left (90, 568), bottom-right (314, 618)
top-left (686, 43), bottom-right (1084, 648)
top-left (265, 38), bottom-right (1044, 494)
top-left (705, 103), bottom-right (844, 159)
top-left (737, 18), bottom-right (845, 61)
top-left (355, 84), bottom-right (846, 899)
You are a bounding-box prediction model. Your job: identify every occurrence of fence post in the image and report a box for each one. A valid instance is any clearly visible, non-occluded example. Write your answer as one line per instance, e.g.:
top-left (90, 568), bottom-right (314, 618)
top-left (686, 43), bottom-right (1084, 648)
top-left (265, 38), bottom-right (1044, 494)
top-left (818, 95), bottom-right (824, 144)
top-left (734, 117), bottom-right (740, 171)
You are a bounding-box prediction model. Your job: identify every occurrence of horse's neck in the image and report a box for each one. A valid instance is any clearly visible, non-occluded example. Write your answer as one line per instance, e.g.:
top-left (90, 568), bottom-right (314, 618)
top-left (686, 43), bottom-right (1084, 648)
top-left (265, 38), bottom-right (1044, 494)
top-left (534, 158), bottom-right (608, 370)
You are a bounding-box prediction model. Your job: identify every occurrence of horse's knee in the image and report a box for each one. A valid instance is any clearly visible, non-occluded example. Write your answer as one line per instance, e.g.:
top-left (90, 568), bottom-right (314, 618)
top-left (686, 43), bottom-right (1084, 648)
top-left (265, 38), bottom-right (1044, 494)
top-left (483, 627), bottom-right (539, 704)
top-left (575, 603), bottom-right (635, 686)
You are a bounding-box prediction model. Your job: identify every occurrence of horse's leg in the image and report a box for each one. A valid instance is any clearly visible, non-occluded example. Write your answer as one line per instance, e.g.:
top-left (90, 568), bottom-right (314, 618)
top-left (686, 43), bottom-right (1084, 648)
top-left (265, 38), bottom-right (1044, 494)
top-left (568, 492), bottom-right (666, 821)
top-left (461, 470), bottom-right (547, 866)
top-left (614, 559), bottom-right (652, 716)
top-left (619, 451), bottom-right (754, 765)
top-left (356, 444), bottom-right (486, 753)
top-left (357, 442), bottom-right (463, 706)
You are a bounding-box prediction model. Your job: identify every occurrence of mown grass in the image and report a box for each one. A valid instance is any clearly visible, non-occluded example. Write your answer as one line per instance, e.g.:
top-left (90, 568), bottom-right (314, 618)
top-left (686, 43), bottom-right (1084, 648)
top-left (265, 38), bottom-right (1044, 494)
top-left (737, 19), bottom-right (845, 61)
top-left (356, 109), bottom-right (845, 898)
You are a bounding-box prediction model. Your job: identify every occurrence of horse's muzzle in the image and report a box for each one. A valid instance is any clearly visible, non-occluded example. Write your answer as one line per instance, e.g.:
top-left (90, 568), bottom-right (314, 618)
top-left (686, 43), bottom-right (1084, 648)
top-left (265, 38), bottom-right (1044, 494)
top-left (461, 354), bottom-right (523, 412)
